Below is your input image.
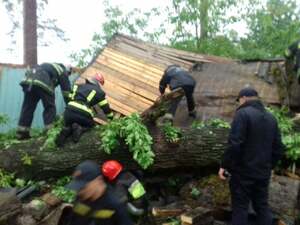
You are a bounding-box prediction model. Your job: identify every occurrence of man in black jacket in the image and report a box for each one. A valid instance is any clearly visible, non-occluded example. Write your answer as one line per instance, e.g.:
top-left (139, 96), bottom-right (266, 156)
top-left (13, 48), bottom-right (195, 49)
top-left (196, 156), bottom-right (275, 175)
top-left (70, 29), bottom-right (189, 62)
top-left (218, 87), bottom-right (284, 225)
top-left (66, 160), bottom-right (133, 225)
top-left (17, 63), bottom-right (72, 140)
top-left (56, 73), bottom-right (113, 146)
top-left (284, 39), bottom-right (300, 82)
top-left (159, 65), bottom-right (196, 121)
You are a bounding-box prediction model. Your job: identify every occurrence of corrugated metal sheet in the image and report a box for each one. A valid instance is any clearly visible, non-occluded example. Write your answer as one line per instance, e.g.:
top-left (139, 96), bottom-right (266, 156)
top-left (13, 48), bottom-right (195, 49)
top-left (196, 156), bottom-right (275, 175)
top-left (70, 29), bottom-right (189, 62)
top-left (0, 65), bottom-right (78, 132)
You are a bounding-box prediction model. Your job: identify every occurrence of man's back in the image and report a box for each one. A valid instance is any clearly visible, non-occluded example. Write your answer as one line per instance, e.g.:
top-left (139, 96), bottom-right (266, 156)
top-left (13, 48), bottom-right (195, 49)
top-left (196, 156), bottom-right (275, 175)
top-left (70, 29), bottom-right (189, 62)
top-left (226, 100), bottom-right (283, 179)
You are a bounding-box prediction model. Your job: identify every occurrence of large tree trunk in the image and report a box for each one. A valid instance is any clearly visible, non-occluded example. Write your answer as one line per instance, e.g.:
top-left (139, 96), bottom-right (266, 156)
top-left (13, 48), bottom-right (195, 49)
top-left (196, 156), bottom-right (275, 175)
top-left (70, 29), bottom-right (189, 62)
top-left (23, 0), bottom-right (37, 66)
top-left (0, 126), bottom-right (228, 179)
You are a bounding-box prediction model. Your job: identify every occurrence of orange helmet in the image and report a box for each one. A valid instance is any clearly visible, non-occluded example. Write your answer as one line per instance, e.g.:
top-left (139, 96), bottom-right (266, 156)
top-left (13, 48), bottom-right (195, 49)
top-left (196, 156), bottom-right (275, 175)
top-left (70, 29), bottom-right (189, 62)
top-left (102, 160), bottom-right (123, 181)
top-left (93, 72), bottom-right (105, 86)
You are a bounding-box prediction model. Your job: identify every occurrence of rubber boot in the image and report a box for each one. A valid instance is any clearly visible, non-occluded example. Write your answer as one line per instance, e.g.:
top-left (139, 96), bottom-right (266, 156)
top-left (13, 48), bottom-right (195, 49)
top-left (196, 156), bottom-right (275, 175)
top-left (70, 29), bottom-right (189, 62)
top-left (55, 126), bottom-right (72, 147)
top-left (16, 130), bottom-right (31, 140)
top-left (71, 123), bottom-right (87, 143)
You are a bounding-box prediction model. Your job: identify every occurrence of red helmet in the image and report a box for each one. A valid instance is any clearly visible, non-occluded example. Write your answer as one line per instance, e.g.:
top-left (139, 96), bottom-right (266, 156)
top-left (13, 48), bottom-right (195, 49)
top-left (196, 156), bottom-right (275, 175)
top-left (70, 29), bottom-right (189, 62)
top-left (94, 72), bottom-right (105, 86)
top-left (102, 160), bottom-right (123, 181)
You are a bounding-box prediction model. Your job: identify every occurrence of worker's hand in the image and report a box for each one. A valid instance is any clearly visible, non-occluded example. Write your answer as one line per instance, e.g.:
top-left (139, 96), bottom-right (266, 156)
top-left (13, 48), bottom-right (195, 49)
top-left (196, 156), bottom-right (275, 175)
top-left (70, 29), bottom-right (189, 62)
top-left (79, 177), bottom-right (106, 201)
top-left (218, 168), bottom-right (227, 180)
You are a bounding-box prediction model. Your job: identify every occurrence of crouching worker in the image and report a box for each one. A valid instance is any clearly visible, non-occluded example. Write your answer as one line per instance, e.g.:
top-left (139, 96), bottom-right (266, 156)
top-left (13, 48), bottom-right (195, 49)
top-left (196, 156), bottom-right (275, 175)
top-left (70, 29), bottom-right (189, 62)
top-left (56, 73), bottom-right (113, 146)
top-left (66, 160), bottom-right (133, 225)
top-left (159, 65), bottom-right (197, 123)
top-left (102, 160), bottom-right (147, 218)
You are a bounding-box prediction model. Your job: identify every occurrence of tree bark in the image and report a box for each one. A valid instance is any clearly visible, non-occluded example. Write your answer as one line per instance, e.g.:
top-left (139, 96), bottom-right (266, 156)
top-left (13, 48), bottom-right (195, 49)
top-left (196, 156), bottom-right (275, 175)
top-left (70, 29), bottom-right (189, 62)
top-left (23, 0), bottom-right (37, 66)
top-left (0, 126), bottom-right (228, 179)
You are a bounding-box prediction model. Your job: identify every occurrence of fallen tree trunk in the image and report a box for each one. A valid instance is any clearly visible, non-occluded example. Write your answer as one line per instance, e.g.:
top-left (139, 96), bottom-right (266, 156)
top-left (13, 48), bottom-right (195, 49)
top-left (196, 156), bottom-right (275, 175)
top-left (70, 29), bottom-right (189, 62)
top-left (0, 126), bottom-right (228, 179)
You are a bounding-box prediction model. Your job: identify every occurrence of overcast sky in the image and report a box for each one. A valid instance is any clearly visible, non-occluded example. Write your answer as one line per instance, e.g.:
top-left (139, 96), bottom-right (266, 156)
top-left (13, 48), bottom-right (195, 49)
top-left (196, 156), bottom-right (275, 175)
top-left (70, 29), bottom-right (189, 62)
top-left (0, 0), bottom-right (245, 65)
top-left (0, 0), bottom-right (170, 64)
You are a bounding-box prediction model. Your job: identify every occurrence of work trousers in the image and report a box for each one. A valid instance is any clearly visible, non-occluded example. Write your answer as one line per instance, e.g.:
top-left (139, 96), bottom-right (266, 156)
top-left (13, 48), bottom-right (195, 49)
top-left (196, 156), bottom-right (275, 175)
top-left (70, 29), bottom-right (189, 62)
top-left (18, 85), bottom-right (56, 129)
top-left (229, 174), bottom-right (272, 225)
top-left (64, 107), bottom-right (94, 128)
top-left (169, 85), bottom-right (195, 116)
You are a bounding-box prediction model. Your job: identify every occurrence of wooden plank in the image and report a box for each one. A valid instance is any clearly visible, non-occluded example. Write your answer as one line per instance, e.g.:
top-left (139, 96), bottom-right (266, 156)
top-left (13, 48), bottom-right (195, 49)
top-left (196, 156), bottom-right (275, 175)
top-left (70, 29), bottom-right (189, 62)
top-left (152, 207), bottom-right (184, 217)
top-left (180, 207), bottom-right (212, 225)
top-left (107, 97), bottom-right (135, 115)
top-left (81, 66), bottom-right (157, 105)
top-left (112, 42), bottom-right (172, 67)
top-left (96, 55), bottom-right (161, 85)
top-left (104, 47), bottom-right (164, 75)
top-left (102, 50), bottom-right (163, 79)
top-left (85, 64), bottom-right (159, 101)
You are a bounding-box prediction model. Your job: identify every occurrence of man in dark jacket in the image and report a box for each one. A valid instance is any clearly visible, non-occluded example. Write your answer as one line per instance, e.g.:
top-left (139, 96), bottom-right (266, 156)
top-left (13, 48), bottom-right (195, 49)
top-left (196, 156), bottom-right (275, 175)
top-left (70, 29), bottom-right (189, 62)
top-left (17, 63), bottom-right (72, 140)
top-left (66, 160), bottom-right (133, 225)
top-left (284, 39), bottom-right (300, 82)
top-left (159, 65), bottom-right (197, 121)
top-left (218, 87), bottom-right (284, 225)
top-left (56, 73), bottom-right (113, 146)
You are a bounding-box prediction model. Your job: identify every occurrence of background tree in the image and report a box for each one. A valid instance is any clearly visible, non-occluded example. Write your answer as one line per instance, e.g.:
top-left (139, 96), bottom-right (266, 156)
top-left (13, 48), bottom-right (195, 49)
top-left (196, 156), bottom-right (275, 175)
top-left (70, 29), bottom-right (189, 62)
top-left (240, 0), bottom-right (300, 59)
top-left (2, 0), bottom-right (68, 64)
top-left (23, 0), bottom-right (37, 65)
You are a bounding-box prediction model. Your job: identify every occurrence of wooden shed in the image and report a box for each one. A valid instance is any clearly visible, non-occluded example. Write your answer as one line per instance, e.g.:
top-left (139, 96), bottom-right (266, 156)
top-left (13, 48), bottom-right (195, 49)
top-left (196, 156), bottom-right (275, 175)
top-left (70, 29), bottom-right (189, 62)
top-left (81, 34), bottom-right (295, 126)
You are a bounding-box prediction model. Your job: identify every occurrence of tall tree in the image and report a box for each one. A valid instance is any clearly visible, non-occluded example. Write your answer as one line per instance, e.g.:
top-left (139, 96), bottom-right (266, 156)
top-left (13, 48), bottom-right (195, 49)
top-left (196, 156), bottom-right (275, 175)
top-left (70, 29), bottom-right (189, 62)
top-left (241, 0), bottom-right (300, 59)
top-left (168, 0), bottom-right (238, 51)
top-left (23, 0), bottom-right (37, 65)
top-left (2, 0), bottom-right (68, 64)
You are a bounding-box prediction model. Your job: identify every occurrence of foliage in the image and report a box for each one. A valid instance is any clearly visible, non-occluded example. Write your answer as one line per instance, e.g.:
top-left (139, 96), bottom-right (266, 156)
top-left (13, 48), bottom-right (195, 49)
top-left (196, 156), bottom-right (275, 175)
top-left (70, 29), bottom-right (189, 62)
top-left (162, 122), bottom-right (181, 143)
top-left (51, 176), bottom-right (76, 203)
top-left (42, 117), bottom-right (63, 151)
top-left (266, 107), bottom-right (293, 135)
top-left (0, 114), bottom-right (9, 125)
top-left (267, 107), bottom-right (300, 163)
top-left (1, 0), bottom-right (68, 50)
top-left (101, 113), bottom-right (154, 169)
top-left (240, 0), bottom-right (300, 59)
top-left (283, 134), bottom-right (300, 161)
top-left (21, 153), bottom-right (33, 166)
top-left (192, 118), bottom-right (230, 129)
top-left (190, 187), bottom-right (201, 199)
top-left (0, 169), bottom-right (30, 188)
top-left (207, 118), bottom-right (230, 129)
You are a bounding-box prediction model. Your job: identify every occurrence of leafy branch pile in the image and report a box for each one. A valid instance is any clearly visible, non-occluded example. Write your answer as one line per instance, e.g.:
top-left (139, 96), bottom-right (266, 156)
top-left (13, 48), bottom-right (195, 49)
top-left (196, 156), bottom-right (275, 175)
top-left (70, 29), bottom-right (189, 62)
top-left (192, 118), bottom-right (230, 130)
top-left (101, 113), bottom-right (154, 169)
top-left (267, 107), bottom-right (300, 166)
top-left (162, 122), bottom-right (181, 143)
top-left (0, 168), bottom-right (32, 188)
top-left (51, 176), bottom-right (76, 203)
top-left (42, 117), bottom-right (64, 150)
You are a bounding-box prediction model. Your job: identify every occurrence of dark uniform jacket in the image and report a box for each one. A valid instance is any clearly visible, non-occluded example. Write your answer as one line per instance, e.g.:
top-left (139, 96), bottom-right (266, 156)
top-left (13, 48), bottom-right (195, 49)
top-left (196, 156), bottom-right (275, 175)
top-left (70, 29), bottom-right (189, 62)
top-left (221, 100), bottom-right (284, 179)
top-left (20, 63), bottom-right (71, 102)
top-left (68, 80), bottom-right (113, 119)
top-left (159, 67), bottom-right (196, 94)
top-left (111, 171), bottom-right (146, 207)
top-left (69, 189), bottom-right (133, 225)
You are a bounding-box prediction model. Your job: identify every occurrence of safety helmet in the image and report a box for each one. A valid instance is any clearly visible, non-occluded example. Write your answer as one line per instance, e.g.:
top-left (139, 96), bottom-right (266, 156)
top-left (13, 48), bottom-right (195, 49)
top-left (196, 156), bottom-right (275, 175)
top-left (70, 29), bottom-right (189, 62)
top-left (93, 72), bottom-right (105, 86)
top-left (102, 160), bottom-right (123, 181)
